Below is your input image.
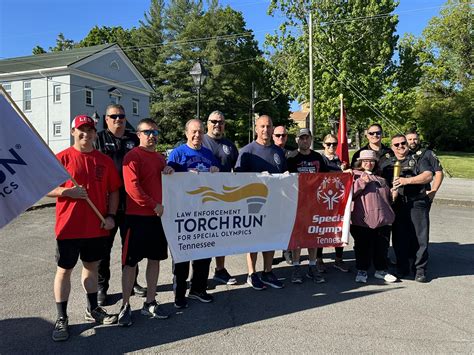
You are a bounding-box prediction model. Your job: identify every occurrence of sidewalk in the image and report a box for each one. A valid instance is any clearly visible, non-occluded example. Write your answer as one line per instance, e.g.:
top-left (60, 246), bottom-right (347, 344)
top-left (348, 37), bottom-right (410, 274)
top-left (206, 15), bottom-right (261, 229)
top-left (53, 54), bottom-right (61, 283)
top-left (28, 177), bottom-right (474, 211)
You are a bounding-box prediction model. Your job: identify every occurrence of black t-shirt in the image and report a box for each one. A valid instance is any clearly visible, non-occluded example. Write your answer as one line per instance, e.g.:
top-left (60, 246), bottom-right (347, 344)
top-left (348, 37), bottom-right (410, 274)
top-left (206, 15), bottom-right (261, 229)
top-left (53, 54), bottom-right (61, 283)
top-left (287, 150), bottom-right (329, 173)
top-left (321, 154), bottom-right (343, 172)
top-left (201, 134), bottom-right (239, 172)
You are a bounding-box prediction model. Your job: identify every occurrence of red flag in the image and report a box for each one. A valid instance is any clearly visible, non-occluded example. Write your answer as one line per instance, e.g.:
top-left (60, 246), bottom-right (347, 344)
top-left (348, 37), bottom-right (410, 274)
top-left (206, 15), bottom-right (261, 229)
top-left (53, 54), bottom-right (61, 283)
top-left (336, 95), bottom-right (349, 166)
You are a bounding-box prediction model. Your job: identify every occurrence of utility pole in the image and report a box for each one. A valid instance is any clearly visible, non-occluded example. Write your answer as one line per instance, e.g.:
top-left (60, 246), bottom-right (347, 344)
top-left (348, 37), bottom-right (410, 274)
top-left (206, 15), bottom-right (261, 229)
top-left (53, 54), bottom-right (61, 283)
top-left (309, 9), bottom-right (314, 149)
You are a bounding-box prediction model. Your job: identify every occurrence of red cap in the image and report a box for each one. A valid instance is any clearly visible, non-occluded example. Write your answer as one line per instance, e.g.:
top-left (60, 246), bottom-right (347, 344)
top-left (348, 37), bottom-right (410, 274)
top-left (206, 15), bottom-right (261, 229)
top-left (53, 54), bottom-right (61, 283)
top-left (72, 115), bottom-right (96, 130)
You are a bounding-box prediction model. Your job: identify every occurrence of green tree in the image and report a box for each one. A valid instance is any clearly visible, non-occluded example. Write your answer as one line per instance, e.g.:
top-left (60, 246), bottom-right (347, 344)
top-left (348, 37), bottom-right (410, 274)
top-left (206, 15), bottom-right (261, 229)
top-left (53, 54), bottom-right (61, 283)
top-left (49, 33), bottom-right (76, 51)
top-left (32, 46), bottom-right (46, 55)
top-left (266, 0), bottom-right (399, 140)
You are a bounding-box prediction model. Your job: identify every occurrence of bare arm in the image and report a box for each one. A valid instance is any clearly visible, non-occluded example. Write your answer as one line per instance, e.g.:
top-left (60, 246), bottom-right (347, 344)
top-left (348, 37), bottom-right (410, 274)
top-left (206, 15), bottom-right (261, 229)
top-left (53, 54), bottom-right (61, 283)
top-left (47, 185), bottom-right (87, 199)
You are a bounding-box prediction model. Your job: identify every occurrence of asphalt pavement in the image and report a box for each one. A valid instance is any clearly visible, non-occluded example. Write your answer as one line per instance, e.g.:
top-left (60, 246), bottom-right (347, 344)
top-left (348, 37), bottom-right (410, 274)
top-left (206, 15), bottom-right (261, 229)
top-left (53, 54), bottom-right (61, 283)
top-left (1, 202), bottom-right (473, 353)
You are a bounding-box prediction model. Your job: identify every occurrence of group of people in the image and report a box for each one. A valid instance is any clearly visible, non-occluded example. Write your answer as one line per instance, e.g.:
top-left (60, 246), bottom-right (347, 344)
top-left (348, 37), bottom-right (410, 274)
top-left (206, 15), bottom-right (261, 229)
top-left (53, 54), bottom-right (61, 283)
top-left (48, 105), bottom-right (443, 342)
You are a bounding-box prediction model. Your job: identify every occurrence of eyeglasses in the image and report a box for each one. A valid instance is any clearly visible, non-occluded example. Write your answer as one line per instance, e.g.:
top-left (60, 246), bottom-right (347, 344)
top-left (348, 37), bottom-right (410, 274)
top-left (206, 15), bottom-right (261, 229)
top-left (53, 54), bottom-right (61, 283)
top-left (393, 141), bottom-right (407, 148)
top-left (139, 129), bottom-right (159, 137)
top-left (274, 134), bottom-right (287, 138)
top-left (208, 120), bottom-right (224, 125)
top-left (107, 114), bottom-right (126, 120)
top-left (324, 142), bottom-right (338, 147)
top-left (368, 131), bottom-right (382, 136)
top-left (361, 160), bottom-right (376, 163)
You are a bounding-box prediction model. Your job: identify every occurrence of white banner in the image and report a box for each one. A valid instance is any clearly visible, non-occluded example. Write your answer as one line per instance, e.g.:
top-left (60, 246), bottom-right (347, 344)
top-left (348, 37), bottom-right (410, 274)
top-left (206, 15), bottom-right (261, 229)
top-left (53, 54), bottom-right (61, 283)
top-left (162, 172), bottom-right (299, 263)
top-left (0, 94), bottom-right (69, 229)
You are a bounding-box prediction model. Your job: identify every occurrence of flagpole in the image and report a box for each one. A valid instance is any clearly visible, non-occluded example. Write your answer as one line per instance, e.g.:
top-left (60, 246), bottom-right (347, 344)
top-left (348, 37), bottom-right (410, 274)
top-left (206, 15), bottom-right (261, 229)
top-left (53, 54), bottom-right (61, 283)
top-left (0, 86), bottom-right (106, 224)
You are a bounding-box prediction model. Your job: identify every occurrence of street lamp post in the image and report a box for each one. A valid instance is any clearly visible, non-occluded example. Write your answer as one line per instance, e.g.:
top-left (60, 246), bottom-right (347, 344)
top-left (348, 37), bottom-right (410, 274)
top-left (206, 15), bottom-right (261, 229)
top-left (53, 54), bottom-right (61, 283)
top-left (189, 61), bottom-right (208, 120)
top-left (249, 82), bottom-right (270, 143)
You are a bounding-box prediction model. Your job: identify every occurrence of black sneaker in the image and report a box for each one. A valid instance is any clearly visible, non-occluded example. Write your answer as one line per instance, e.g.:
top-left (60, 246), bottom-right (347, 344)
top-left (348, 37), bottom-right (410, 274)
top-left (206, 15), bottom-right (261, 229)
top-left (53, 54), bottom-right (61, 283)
top-left (52, 317), bottom-right (69, 342)
top-left (141, 300), bottom-right (169, 319)
top-left (118, 303), bottom-right (132, 327)
top-left (85, 307), bottom-right (118, 325)
top-left (188, 290), bottom-right (214, 303)
top-left (291, 265), bottom-right (304, 284)
top-left (261, 271), bottom-right (284, 289)
top-left (97, 289), bottom-right (107, 307)
top-left (174, 297), bottom-right (189, 309)
top-left (415, 271), bottom-right (427, 283)
top-left (247, 272), bottom-right (266, 290)
top-left (133, 284), bottom-right (147, 297)
top-left (306, 265), bottom-right (326, 284)
top-left (213, 268), bottom-right (237, 285)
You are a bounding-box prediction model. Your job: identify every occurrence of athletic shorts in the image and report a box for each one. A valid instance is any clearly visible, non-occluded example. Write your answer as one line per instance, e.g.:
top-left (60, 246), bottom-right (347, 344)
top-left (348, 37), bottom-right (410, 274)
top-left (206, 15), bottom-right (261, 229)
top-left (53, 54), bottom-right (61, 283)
top-left (122, 215), bottom-right (168, 267)
top-left (56, 236), bottom-right (109, 269)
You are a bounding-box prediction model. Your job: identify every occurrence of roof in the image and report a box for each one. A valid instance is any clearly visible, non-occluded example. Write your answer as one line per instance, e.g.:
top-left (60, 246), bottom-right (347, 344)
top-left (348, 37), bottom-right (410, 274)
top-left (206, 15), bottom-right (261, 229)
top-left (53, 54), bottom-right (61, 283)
top-left (290, 111), bottom-right (309, 121)
top-left (0, 44), bottom-right (115, 74)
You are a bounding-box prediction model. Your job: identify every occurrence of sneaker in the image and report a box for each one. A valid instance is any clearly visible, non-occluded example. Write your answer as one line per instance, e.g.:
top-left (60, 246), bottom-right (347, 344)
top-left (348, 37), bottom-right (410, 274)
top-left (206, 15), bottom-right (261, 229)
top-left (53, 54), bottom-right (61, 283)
top-left (52, 317), bottom-right (69, 342)
top-left (133, 283), bottom-right (147, 297)
top-left (85, 307), bottom-right (118, 325)
top-left (97, 289), bottom-right (107, 307)
top-left (141, 300), bottom-right (169, 319)
top-left (355, 270), bottom-right (368, 283)
top-left (118, 304), bottom-right (132, 327)
top-left (247, 273), bottom-right (266, 290)
top-left (333, 260), bottom-right (349, 273)
top-left (188, 290), bottom-right (214, 303)
top-left (283, 250), bottom-right (293, 265)
top-left (306, 265), bottom-right (326, 284)
top-left (374, 270), bottom-right (398, 283)
top-left (291, 266), bottom-right (304, 284)
top-left (213, 268), bottom-right (237, 285)
top-left (174, 297), bottom-right (188, 309)
top-left (415, 271), bottom-right (427, 283)
top-left (261, 271), bottom-right (284, 289)
top-left (316, 259), bottom-right (326, 273)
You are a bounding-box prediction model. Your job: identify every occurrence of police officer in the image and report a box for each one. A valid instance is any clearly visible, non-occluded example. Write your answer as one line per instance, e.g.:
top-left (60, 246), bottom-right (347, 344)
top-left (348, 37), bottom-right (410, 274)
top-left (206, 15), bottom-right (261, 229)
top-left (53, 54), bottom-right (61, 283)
top-left (381, 134), bottom-right (433, 283)
top-left (94, 104), bottom-right (144, 305)
top-left (406, 129), bottom-right (444, 202)
top-left (352, 123), bottom-right (393, 168)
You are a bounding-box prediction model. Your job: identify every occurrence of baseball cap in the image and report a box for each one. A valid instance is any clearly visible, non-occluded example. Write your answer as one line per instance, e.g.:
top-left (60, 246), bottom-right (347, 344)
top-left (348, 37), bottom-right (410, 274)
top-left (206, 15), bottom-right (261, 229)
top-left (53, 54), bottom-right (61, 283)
top-left (297, 128), bottom-right (312, 137)
top-left (72, 115), bottom-right (96, 130)
top-left (357, 150), bottom-right (378, 161)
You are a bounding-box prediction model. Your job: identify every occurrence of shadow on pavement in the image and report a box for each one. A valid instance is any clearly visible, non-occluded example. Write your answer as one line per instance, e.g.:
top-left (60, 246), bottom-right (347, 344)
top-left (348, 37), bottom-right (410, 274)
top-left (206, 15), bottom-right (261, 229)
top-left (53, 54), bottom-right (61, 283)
top-left (0, 263), bottom-right (402, 353)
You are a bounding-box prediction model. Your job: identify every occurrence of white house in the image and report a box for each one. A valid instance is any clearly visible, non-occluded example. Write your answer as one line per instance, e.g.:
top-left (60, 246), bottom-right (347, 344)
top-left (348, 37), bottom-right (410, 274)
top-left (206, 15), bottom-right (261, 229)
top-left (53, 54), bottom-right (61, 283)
top-left (0, 44), bottom-right (153, 152)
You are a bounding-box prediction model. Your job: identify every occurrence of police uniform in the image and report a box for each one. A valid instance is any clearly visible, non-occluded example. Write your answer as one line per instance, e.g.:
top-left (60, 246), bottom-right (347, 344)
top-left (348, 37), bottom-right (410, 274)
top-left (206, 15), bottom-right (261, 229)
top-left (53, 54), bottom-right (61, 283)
top-left (94, 129), bottom-right (139, 294)
top-left (351, 143), bottom-right (393, 168)
top-left (382, 152), bottom-right (433, 278)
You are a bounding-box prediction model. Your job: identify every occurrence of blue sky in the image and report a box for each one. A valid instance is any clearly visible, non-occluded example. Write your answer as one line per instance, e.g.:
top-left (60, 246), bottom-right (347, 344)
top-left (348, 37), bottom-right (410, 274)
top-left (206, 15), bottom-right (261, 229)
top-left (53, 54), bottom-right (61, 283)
top-left (1, 0), bottom-right (446, 59)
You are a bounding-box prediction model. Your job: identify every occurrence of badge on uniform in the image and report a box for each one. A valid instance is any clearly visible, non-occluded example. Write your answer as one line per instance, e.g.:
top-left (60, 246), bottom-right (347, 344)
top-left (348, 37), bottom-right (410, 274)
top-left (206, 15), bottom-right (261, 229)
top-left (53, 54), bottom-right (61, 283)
top-left (416, 150), bottom-right (422, 155)
top-left (126, 141), bottom-right (135, 150)
top-left (385, 153), bottom-right (390, 159)
top-left (409, 159), bottom-right (415, 167)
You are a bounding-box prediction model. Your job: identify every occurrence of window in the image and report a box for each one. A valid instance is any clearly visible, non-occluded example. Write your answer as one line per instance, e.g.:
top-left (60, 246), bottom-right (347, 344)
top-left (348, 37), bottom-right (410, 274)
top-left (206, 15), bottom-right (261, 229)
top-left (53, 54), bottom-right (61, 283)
top-left (85, 88), bottom-right (93, 106)
top-left (132, 99), bottom-right (139, 115)
top-left (53, 122), bottom-right (62, 136)
top-left (108, 88), bottom-right (121, 104)
top-left (23, 81), bottom-right (31, 111)
top-left (2, 82), bottom-right (11, 96)
top-left (53, 85), bottom-right (61, 103)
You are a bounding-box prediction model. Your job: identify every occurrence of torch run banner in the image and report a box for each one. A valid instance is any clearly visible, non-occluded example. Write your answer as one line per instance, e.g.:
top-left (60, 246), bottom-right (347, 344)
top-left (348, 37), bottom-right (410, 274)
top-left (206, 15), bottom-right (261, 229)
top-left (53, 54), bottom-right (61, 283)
top-left (162, 172), bottom-right (353, 263)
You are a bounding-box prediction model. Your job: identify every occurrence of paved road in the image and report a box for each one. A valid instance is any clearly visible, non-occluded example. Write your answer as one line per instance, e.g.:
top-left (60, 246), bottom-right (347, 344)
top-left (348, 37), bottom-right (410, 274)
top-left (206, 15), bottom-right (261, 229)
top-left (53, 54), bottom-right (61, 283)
top-left (1, 204), bottom-right (473, 353)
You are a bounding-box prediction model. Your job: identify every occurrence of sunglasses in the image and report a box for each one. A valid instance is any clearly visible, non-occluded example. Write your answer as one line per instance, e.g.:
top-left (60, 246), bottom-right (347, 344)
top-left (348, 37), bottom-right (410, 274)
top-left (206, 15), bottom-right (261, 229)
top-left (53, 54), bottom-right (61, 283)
top-left (368, 131), bottom-right (382, 136)
top-left (274, 134), bottom-right (287, 138)
top-left (107, 114), bottom-right (126, 120)
top-left (324, 142), bottom-right (338, 147)
top-left (393, 141), bottom-right (407, 148)
top-left (208, 120), bottom-right (224, 125)
top-left (139, 129), bottom-right (159, 137)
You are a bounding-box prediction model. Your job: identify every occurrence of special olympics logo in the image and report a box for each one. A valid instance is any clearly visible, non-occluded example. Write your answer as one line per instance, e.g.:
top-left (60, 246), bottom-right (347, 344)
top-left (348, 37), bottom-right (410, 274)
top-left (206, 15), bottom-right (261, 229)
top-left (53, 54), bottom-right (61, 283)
top-left (316, 177), bottom-right (345, 210)
top-left (187, 183), bottom-right (268, 213)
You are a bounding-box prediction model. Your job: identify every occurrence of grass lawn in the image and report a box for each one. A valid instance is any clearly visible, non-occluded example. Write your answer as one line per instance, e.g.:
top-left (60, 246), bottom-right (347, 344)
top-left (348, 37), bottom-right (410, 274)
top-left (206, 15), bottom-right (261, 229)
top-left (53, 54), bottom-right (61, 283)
top-left (437, 151), bottom-right (474, 179)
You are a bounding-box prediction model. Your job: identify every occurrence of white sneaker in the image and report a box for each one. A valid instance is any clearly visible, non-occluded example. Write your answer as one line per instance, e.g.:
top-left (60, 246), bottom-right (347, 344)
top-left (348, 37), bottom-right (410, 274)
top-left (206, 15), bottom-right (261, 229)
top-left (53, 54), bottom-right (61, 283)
top-left (374, 270), bottom-right (397, 283)
top-left (355, 270), bottom-right (368, 283)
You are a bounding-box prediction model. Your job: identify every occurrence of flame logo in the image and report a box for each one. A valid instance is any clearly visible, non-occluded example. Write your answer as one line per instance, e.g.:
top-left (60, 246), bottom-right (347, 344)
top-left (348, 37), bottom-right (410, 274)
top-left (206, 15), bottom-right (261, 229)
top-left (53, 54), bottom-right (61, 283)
top-left (187, 183), bottom-right (268, 213)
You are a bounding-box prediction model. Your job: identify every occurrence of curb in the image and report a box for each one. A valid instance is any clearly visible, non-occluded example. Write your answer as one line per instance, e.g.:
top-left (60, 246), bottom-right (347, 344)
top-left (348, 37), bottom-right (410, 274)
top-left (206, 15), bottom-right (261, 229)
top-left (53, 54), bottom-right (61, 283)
top-left (432, 198), bottom-right (473, 208)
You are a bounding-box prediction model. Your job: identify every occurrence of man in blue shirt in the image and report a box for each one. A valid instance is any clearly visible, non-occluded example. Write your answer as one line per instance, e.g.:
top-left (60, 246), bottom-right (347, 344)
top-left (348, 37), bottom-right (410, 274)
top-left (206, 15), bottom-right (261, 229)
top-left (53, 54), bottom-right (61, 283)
top-left (202, 111), bottom-right (239, 286)
top-left (235, 115), bottom-right (287, 290)
top-left (167, 119), bottom-right (219, 308)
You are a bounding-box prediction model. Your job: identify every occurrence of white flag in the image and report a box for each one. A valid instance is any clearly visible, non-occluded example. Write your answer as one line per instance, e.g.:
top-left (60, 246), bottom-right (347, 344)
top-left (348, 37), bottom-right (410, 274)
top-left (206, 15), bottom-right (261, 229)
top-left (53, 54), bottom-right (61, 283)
top-left (0, 94), bottom-right (69, 229)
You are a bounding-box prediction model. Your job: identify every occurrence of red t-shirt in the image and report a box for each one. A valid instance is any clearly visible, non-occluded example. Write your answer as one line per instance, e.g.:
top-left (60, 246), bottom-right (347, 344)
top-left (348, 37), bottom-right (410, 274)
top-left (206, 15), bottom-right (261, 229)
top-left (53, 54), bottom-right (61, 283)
top-left (123, 147), bottom-right (166, 216)
top-left (55, 147), bottom-right (122, 240)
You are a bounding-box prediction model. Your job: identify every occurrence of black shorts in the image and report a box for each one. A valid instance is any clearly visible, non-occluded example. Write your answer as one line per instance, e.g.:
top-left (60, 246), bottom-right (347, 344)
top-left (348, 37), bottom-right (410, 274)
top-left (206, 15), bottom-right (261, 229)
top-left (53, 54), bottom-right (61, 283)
top-left (122, 215), bottom-right (168, 267)
top-left (56, 236), bottom-right (109, 269)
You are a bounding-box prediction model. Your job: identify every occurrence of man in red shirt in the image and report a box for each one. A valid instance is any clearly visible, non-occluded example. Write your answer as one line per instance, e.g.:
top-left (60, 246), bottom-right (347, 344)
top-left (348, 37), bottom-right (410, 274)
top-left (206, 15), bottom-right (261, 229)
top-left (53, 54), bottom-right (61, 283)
top-left (118, 119), bottom-right (174, 327)
top-left (47, 115), bottom-right (122, 342)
